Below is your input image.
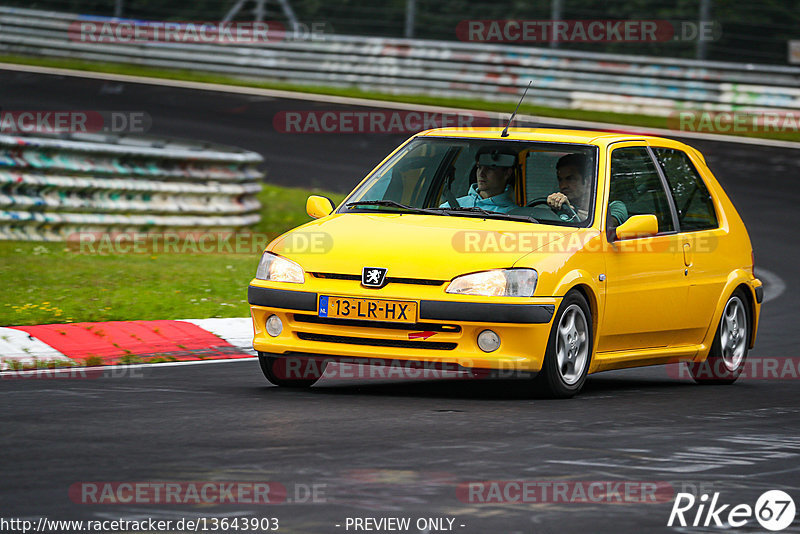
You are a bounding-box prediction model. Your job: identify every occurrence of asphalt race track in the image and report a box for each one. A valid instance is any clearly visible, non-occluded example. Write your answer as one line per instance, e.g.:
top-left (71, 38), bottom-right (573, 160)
top-left (2, 69), bottom-right (799, 534)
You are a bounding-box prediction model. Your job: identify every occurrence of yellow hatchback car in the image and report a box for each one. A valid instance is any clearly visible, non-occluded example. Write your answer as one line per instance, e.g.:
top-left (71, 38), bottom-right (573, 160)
top-left (248, 128), bottom-right (763, 397)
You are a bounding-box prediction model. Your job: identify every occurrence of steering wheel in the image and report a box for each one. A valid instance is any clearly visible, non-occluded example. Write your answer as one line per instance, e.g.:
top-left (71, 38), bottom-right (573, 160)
top-left (526, 196), bottom-right (580, 221)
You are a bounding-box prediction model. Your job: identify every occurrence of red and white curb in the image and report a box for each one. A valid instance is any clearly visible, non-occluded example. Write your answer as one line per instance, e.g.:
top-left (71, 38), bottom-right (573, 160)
top-left (0, 317), bottom-right (255, 370)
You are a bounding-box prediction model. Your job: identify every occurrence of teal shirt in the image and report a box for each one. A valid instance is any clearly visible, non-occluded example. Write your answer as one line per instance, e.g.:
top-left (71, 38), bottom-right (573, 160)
top-left (440, 184), bottom-right (517, 213)
top-left (568, 200), bottom-right (628, 223)
top-left (608, 200), bottom-right (628, 224)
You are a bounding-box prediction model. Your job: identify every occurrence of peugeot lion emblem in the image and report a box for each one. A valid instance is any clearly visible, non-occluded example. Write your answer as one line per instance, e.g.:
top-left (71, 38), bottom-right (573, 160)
top-left (362, 267), bottom-right (388, 288)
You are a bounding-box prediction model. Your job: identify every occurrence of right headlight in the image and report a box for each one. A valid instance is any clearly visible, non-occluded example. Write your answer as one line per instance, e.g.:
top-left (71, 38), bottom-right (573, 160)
top-left (255, 252), bottom-right (305, 284)
top-left (446, 268), bottom-right (538, 297)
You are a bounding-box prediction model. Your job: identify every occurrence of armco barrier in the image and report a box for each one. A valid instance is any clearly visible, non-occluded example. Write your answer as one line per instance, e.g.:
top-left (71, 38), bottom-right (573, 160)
top-left (0, 132), bottom-right (263, 241)
top-left (1, 7), bottom-right (800, 116)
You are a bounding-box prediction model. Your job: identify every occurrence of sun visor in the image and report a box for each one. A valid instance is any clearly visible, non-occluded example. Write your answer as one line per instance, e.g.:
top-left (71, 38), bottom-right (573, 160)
top-left (477, 152), bottom-right (516, 168)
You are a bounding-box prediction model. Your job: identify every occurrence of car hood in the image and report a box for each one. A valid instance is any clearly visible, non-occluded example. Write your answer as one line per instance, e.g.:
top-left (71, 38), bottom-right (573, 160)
top-left (268, 213), bottom-right (580, 280)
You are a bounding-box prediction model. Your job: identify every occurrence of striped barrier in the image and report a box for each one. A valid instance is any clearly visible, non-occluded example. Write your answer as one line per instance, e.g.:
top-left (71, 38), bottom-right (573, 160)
top-left (0, 132), bottom-right (263, 241)
top-left (1, 7), bottom-right (800, 116)
top-left (0, 317), bottom-right (255, 370)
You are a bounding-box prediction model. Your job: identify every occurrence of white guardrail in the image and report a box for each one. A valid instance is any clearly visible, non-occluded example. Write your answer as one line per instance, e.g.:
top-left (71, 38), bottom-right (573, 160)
top-left (0, 132), bottom-right (263, 241)
top-left (2, 6), bottom-right (800, 115)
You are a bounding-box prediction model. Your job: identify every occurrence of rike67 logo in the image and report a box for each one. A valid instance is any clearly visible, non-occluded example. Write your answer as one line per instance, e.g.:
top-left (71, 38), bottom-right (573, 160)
top-left (668, 490), bottom-right (796, 531)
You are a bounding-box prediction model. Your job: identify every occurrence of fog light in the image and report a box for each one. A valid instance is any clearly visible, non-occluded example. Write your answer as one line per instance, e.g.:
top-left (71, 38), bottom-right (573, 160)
top-left (266, 314), bottom-right (283, 337)
top-left (477, 329), bottom-right (500, 352)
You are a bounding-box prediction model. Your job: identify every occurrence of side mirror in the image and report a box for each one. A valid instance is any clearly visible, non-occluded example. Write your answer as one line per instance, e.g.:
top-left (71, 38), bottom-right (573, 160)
top-left (615, 214), bottom-right (659, 241)
top-left (306, 195), bottom-right (336, 219)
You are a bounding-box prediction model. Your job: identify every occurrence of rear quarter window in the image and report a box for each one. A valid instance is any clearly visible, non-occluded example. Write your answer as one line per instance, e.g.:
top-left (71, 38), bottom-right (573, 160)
top-left (652, 147), bottom-right (718, 232)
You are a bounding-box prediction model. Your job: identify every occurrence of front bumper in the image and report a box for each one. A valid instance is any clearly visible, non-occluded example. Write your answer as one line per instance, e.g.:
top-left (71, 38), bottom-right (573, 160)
top-left (248, 282), bottom-right (558, 372)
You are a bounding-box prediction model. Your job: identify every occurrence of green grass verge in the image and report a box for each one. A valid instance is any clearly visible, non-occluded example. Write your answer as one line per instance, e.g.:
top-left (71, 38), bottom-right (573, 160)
top-left (0, 184), bottom-right (345, 326)
top-left (2, 54), bottom-right (799, 143)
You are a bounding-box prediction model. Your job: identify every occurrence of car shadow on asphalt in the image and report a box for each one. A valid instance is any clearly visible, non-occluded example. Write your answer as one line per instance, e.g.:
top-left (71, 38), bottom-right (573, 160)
top-left (252, 372), bottom-right (699, 401)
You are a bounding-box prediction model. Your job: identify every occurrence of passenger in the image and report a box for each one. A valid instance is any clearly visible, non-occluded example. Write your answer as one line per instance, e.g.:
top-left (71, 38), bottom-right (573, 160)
top-left (441, 147), bottom-right (518, 213)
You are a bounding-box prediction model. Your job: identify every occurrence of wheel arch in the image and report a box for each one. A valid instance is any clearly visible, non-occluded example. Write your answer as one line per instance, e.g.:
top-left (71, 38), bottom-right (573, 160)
top-left (556, 281), bottom-right (600, 374)
top-left (570, 283), bottom-right (598, 340)
top-left (696, 270), bottom-right (759, 360)
top-left (734, 282), bottom-right (757, 349)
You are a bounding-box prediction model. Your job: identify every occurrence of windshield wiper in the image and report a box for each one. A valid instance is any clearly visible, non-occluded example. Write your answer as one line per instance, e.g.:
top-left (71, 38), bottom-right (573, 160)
top-left (345, 201), bottom-right (536, 222)
top-left (345, 200), bottom-right (448, 216)
top-left (438, 206), bottom-right (538, 223)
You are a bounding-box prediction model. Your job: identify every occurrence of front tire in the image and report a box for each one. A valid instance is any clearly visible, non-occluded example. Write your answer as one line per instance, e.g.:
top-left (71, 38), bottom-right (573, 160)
top-left (258, 353), bottom-right (326, 388)
top-left (688, 289), bottom-right (750, 385)
top-left (532, 291), bottom-right (592, 398)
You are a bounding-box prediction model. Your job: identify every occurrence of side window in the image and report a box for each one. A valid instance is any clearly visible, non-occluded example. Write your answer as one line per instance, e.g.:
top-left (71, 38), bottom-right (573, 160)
top-left (652, 148), bottom-right (718, 232)
top-left (448, 145), bottom-right (479, 198)
top-left (609, 146), bottom-right (675, 233)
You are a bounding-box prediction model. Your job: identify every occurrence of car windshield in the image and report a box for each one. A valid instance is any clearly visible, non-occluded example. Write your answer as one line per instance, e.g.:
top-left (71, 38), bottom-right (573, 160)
top-left (340, 137), bottom-right (598, 226)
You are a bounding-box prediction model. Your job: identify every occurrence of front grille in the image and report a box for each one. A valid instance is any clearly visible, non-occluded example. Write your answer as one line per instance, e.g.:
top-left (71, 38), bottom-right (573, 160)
top-left (311, 272), bottom-right (445, 286)
top-left (296, 332), bottom-right (457, 350)
top-left (310, 272), bottom-right (359, 281)
top-left (293, 314), bottom-right (460, 333)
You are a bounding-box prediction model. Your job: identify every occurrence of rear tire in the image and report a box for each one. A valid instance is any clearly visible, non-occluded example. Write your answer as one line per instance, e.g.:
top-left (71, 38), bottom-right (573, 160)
top-left (258, 352), bottom-right (326, 388)
top-left (532, 291), bottom-right (592, 398)
top-left (688, 289), bottom-right (750, 385)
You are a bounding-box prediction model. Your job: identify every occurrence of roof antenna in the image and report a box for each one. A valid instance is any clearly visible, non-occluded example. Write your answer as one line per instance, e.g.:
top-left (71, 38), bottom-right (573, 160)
top-left (501, 80), bottom-right (532, 138)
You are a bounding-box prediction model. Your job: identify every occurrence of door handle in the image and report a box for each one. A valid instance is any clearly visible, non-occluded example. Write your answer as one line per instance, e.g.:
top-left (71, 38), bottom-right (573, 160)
top-left (683, 242), bottom-right (692, 267)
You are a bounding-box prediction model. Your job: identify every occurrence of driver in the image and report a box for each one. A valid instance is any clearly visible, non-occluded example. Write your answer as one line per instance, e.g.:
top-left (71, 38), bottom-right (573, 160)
top-left (547, 153), bottom-right (592, 219)
top-left (547, 154), bottom-right (628, 233)
top-left (547, 153), bottom-right (627, 227)
top-left (441, 147), bottom-right (518, 213)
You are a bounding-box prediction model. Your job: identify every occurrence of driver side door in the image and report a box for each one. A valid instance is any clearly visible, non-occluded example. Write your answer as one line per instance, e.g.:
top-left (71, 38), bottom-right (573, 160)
top-left (598, 143), bottom-right (690, 354)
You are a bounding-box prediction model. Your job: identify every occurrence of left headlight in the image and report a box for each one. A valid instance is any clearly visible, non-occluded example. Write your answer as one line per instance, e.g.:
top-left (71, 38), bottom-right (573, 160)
top-left (255, 252), bottom-right (305, 284)
top-left (446, 268), bottom-right (537, 297)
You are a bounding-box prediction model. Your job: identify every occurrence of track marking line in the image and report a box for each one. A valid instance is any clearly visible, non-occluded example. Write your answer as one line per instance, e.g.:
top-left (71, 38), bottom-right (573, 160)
top-left (755, 267), bottom-right (786, 303)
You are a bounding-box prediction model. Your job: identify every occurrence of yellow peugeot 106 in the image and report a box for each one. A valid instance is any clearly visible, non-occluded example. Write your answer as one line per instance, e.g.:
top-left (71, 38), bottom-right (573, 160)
top-left (248, 128), bottom-right (762, 397)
